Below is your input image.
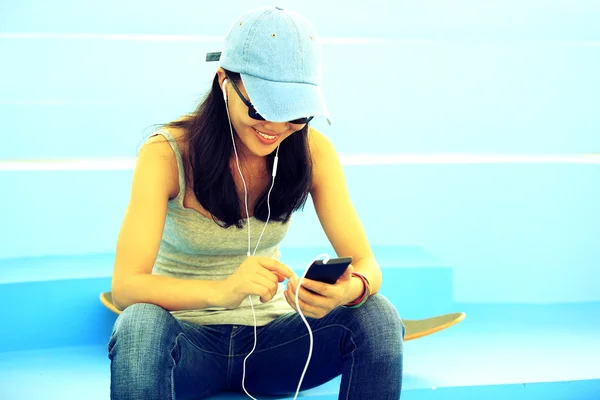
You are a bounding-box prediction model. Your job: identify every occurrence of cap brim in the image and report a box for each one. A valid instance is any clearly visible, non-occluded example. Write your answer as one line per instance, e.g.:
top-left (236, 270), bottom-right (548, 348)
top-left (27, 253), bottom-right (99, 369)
top-left (240, 73), bottom-right (332, 125)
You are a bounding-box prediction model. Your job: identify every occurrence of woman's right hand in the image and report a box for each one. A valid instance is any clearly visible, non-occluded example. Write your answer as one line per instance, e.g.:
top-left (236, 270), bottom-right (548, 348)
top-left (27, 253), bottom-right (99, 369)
top-left (216, 256), bottom-right (296, 309)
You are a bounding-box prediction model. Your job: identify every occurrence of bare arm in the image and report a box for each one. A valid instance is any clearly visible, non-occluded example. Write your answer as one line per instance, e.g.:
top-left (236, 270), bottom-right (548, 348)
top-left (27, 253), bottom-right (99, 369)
top-left (111, 134), bottom-right (294, 312)
top-left (309, 128), bottom-right (382, 303)
top-left (111, 135), bottom-right (221, 311)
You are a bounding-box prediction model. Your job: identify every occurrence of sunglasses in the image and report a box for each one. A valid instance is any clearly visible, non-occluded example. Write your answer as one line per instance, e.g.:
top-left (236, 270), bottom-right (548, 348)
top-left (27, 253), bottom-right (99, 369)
top-left (226, 75), bottom-right (314, 125)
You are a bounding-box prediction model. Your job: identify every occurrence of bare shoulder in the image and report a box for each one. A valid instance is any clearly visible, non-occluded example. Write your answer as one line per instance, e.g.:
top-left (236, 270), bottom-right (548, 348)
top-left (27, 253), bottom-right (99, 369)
top-left (307, 127), bottom-right (339, 168)
top-left (308, 126), bottom-right (335, 155)
top-left (307, 127), bottom-right (342, 190)
top-left (139, 125), bottom-right (188, 199)
top-left (145, 125), bottom-right (187, 153)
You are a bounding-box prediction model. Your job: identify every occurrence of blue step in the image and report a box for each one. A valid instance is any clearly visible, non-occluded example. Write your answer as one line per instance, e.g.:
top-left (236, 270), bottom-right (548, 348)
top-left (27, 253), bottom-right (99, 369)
top-left (0, 254), bottom-right (115, 353)
top-left (1, 303), bottom-right (599, 399)
top-left (0, 245), bottom-right (453, 353)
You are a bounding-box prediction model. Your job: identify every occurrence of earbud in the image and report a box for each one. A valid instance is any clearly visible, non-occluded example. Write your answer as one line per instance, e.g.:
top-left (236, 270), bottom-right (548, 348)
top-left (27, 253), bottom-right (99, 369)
top-left (272, 145), bottom-right (280, 177)
top-left (222, 79), bottom-right (228, 101)
top-left (272, 156), bottom-right (279, 177)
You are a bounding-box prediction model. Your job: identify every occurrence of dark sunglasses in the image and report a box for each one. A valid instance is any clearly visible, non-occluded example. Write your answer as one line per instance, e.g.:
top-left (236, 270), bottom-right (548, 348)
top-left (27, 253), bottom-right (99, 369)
top-left (226, 76), bottom-right (314, 125)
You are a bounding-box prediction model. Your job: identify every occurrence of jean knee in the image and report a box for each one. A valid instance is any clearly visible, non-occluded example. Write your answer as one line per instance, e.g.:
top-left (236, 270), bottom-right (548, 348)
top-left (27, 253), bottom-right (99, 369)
top-left (109, 303), bottom-right (182, 399)
top-left (108, 303), bottom-right (176, 356)
top-left (352, 294), bottom-right (404, 353)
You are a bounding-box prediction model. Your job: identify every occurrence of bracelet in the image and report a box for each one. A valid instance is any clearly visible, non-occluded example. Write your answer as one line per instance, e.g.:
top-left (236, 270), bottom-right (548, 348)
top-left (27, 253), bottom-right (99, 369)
top-left (342, 272), bottom-right (371, 308)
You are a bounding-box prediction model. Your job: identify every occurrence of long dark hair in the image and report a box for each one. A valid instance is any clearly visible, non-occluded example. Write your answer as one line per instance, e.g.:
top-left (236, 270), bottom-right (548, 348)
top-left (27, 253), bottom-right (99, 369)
top-left (165, 70), bottom-right (313, 229)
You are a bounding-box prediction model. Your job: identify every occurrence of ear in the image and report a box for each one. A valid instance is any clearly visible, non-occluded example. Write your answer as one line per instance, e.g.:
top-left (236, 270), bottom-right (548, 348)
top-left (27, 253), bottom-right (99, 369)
top-left (216, 67), bottom-right (228, 90)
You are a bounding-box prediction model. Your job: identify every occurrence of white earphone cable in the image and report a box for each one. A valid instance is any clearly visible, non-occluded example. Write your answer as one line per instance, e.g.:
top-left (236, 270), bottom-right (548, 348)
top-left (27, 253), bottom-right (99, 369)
top-left (224, 88), bottom-right (258, 400)
top-left (241, 148), bottom-right (278, 400)
top-left (253, 145), bottom-right (279, 256)
top-left (224, 80), bottom-right (319, 400)
top-left (292, 253), bottom-right (330, 399)
top-left (224, 88), bottom-right (252, 257)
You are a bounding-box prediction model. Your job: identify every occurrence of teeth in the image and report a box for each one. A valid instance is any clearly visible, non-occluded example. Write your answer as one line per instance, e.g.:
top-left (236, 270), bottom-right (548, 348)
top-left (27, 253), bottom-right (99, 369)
top-left (256, 129), bottom-right (276, 140)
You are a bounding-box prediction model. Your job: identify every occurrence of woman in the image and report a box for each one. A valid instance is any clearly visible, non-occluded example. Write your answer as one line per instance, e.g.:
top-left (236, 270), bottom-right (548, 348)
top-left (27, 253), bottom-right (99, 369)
top-left (108, 6), bottom-right (404, 400)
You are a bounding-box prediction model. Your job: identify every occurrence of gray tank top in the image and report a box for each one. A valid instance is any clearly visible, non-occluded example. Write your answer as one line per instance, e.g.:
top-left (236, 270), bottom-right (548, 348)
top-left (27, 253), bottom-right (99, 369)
top-left (151, 129), bottom-right (294, 326)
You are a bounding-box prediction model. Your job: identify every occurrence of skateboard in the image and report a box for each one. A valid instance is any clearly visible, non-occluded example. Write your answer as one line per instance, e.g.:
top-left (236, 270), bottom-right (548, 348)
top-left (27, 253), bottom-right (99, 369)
top-left (402, 312), bottom-right (465, 341)
top-left (100, 291), bottom-right (465, 341)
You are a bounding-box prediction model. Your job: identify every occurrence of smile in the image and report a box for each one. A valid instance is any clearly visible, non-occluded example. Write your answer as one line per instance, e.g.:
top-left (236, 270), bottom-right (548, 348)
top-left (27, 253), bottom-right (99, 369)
top-left (254, 129), bottom-right (277, 139)
top-left (253, 128), bottom-right (280, 144)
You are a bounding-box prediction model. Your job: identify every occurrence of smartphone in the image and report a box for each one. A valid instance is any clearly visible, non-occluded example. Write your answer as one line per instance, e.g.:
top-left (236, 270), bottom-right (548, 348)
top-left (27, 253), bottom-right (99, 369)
top-left (303, 256), bottom-right (352, 284)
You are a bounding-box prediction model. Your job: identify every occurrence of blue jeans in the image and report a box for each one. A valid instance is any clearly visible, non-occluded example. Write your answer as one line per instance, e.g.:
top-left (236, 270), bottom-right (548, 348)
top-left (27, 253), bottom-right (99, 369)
top-left (108, 294), bottom-right (404, 399)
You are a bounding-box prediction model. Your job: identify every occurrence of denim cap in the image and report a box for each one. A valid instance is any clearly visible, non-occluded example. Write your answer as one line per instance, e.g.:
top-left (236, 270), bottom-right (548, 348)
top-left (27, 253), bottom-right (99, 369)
top-left (209, 6), bottom-right (331, 124)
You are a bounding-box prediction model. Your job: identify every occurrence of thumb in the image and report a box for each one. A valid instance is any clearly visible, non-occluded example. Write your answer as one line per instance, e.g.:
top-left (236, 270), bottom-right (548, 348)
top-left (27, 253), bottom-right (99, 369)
top-left (339, 264), bottom-right (354, 282)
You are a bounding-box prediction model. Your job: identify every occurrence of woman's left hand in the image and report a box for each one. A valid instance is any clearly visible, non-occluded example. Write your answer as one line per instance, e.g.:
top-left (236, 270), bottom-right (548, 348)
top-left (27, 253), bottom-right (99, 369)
top-left (284, 264), bottom-right (354, 319)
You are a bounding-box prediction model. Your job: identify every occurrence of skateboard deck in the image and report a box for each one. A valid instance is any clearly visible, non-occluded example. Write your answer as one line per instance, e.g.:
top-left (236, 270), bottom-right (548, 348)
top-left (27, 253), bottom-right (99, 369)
top-left (100, 291), bottom-right (465, 341)
top-left (100, 291), bottom-right (121, 315)
top-left (402, 312), bottom-right (465, 341)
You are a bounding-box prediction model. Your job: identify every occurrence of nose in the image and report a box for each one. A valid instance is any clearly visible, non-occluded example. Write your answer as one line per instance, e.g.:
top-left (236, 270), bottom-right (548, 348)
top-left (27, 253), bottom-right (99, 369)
top-left (261, 121), bottom-right (290, 134)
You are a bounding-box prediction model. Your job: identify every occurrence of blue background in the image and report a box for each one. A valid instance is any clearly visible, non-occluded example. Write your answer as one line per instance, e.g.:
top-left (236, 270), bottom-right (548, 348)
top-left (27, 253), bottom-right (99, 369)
top-left (1, 0), bottom-right (599, 306)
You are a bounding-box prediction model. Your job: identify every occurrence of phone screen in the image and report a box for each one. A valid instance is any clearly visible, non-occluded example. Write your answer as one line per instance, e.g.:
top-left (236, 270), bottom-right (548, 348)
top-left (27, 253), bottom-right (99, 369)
top-left (304, 256), bottom-right (352, 285)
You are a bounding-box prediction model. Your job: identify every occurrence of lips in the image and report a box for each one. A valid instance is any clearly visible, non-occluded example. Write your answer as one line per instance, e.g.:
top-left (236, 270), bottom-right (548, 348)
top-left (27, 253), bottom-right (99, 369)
top-left (253, 128), bottom-right (280, 145)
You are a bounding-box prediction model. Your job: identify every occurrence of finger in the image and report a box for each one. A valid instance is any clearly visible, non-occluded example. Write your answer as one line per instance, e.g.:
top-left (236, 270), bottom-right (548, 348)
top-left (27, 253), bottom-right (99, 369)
top-left (286, 287), bottom-right (310, 314)
top-left (255, 269), bottom-right (284, 295)
top-left (286, 281), bottom-right (308, 308)
top-left (255, 285), bottom-right (273, 303)
top-left (286, 278), bottom-right (297, 299)
top-left (255, 267), bottom-right (280, 284)
top-left (294, 277), bottom-right (342, 313)
top-left (284, 290), bottom-right (299, 312)
top-left (298, 277), bottom-right (330, 297)
top-left (292, 293), bottom-right (322, 319)
top-left (258, 258), bottom-right (295, 279)
top-left (295, 282), bottom-right (323, 307)
top-left (251, 276), bottom-right (279, 302)
top-left (275, 272), bottom-right (287, 282)
top-left (254, 271), bottom-right (278, 290)
top-left (287, 275), bottom-right (299, 291)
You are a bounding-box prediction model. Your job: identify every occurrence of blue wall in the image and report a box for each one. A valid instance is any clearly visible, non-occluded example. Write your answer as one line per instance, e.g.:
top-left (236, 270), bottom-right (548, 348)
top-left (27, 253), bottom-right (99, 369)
top-left (1, 0), bottom-right (599, 304)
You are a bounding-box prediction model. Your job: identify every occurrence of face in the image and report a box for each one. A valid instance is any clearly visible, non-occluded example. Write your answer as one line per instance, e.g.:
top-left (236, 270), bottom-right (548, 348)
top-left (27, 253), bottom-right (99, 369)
top-left (217, 69), bottom-right (307, 159)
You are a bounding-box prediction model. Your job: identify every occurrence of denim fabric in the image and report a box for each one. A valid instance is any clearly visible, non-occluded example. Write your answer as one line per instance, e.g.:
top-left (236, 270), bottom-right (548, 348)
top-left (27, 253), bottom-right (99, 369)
top-left (108, 294), bottom-right (404, 399)
top-left (217, 7), bottom-right (332, 124)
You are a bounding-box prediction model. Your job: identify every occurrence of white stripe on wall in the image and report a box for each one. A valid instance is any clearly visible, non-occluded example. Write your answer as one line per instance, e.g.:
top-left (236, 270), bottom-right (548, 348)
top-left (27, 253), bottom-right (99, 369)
top-left (342, 153), bottom-right (600, 165)
top-left (1, 33), bottom-right (598, 47)
top-left (0, 33), bottom-right (422, 44)
top-left (1, 154), bottom-right (598, 171)
top-left (0, 33), bottom-right (224, 42)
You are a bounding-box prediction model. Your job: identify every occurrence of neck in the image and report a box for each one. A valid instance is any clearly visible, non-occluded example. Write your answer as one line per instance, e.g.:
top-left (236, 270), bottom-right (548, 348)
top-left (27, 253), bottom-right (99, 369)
top-left (230, 149), bottom-right (267, 179)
